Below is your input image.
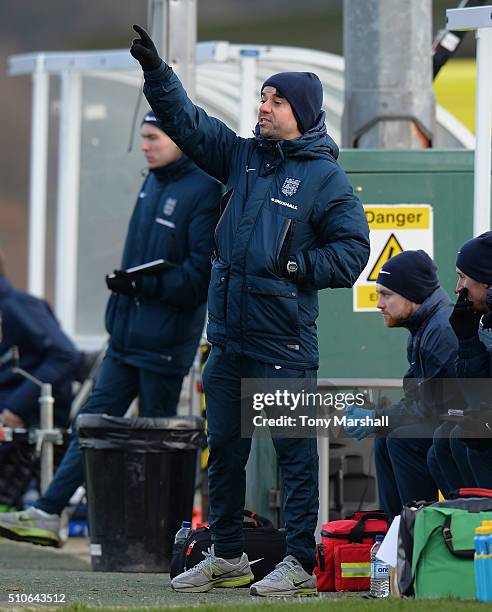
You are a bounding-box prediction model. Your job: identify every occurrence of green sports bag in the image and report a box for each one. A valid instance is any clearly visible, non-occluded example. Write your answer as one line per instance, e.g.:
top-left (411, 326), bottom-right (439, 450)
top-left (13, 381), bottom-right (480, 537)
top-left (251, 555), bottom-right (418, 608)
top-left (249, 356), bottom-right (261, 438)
top-left (412, 488), bottom-right (492, 599)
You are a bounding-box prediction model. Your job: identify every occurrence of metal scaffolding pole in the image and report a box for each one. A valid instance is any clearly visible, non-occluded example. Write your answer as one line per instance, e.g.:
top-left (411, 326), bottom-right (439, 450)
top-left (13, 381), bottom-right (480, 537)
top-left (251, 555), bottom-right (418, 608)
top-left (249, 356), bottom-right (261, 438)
top-left (55, 71), bottom-right (82, 337)
top-left (239, 50), bottom-right (258, 138)
top-left (343, 0), bottom-right (435, 148)
top-left (147, 0), bottom-right (196, 97)
top-left (448, 5), bottom-right (492, 235)
top-left (27, 55), bottom-right (49, 298)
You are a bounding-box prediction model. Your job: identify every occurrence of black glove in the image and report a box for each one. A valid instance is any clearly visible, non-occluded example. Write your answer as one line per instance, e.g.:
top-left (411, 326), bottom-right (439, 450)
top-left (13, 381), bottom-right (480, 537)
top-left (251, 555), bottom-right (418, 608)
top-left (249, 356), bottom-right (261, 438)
top-left (105, 270), bottom-right (139, 296)
top-left (458, 404), bottom-right (492, 451)
top-left (130, 24), bottom-right (162, 71)
top-left (449, 288), bottom-right (482, 340)
top-left (482, 286), bottom-right (492, 330)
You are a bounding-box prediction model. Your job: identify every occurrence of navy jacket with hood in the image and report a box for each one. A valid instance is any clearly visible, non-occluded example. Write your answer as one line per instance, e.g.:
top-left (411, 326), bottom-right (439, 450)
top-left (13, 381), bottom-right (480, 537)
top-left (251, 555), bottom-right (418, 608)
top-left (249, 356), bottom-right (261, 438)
top-left (456, 330), bottom-right (492, 379)
top-left (143, 66), bottom-right (370, 369)
top-left (105, 155), bottom-right (221, 375)
top-left (374, 287), bottom-right (460, 428)
top-left (0, 276), bottom-right (81, 427)
top-left (455, 324), bottom-right (492, 411)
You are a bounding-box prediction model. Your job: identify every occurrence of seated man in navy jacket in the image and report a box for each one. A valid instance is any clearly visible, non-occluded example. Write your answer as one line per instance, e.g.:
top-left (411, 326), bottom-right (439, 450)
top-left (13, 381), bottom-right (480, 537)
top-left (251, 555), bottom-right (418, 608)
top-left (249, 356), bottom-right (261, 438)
top-left (345, 251), bottom-right (459, 519)
top-left (429, 232), bottom-right (492, 491)
top-left (0, 251), bottom-right (81, 429)
top-left (0, 113), bottom-right (220, 546)
top-left (0, 251), bottom-right (81, 510)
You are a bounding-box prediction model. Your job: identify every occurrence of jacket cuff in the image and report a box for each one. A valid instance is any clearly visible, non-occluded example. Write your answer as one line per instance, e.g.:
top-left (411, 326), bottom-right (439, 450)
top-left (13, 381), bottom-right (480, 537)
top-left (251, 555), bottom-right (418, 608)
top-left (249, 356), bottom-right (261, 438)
top-left (301, 250), bottom-right (313, 282)
top-left (139, 275), bottom-right (160, 298)
top-left (458, 335), bottom-right (487, 359)
top-left (144, 61), bottom-right (173, 82)
top-left (293, 251), bottom-right (313, 284)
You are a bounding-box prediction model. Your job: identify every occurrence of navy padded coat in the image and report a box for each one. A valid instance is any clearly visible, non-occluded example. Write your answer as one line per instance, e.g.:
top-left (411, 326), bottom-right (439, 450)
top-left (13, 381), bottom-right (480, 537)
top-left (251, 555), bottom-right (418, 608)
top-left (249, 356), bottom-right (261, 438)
top-left (374, 287), bottom-right (460, 428)
top-left (105, 155), bottom-right (221, 375)
top-left (0, 276), bottom-right (81, 426)
top-left (143, 66), bottom-right (370, 368)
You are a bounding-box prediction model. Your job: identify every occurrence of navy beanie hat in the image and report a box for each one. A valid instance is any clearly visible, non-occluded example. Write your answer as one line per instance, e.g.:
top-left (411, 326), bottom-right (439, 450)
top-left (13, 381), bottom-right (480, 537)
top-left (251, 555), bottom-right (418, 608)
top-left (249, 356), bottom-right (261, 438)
top-left (261, 72), bottom-right (323, 133)
top-left (376, 250), bottom-right (439, 304)
top-left (141, 110), bottom-right (163, 130)
top-left (456, 231), bottom-right (492, 285)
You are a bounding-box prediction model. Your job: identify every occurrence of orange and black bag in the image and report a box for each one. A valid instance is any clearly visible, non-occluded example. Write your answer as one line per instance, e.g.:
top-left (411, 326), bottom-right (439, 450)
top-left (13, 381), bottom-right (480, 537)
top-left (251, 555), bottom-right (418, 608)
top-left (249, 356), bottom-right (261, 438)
top-left (315, 511), bottom-right (389, 592)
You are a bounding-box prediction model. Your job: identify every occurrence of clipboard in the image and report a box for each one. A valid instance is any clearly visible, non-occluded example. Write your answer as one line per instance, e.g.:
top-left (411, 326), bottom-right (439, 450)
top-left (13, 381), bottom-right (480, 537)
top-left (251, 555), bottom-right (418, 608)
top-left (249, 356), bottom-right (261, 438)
top-left (125, 259), bottom-right (178, 274)
top-left (108, 259), bottom-right (177, 280)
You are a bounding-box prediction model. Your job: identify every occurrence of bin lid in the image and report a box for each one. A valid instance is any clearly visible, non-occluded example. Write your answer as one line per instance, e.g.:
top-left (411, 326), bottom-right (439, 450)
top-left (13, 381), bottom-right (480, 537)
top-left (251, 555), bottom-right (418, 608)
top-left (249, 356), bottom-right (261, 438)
top-left (77, 415), bottom-right (205, 452)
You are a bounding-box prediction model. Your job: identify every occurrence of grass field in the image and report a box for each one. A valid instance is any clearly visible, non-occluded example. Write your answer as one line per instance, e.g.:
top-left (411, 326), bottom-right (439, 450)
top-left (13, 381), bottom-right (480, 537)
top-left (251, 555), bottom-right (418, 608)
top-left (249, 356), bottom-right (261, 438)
top-left (59, 598), bottom-right (490, 611)
top-left (0, 538), bottom-right (488, 610)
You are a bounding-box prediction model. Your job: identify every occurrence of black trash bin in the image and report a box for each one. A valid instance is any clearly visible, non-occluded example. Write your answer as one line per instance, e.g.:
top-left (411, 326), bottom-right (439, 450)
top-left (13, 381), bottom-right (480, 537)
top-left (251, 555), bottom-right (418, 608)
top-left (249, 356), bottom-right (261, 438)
top-left (77, 414), bottom-right (204, 572)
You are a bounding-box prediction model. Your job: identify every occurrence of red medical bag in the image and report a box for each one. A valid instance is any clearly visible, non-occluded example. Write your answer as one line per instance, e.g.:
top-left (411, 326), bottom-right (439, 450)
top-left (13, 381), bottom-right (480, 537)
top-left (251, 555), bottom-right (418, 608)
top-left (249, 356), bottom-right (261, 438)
top-left (315, 511), bottom-right (389, 592)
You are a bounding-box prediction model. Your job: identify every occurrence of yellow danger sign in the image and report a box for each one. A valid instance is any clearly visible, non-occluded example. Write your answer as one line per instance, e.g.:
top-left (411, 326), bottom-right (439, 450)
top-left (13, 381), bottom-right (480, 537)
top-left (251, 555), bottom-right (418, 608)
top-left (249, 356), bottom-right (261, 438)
top-left (356, 285), bottom-right (379, 309)
top-left (365, 206), bottom-right (430, 230)
top-left (367, 234), bottom-right (404, 281)
top-left (353, 204), bottom-right (433, 312)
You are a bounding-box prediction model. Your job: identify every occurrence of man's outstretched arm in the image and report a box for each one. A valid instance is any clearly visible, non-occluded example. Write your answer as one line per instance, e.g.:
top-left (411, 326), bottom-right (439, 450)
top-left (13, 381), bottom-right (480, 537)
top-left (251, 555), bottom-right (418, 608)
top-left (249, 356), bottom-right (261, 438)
top-left (131, 25), bottom-right (238, 184)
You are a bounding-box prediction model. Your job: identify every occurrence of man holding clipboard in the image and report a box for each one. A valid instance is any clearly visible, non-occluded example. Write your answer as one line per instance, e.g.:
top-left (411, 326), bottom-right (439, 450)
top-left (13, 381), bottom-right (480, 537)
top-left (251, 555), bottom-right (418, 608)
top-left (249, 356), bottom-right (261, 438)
top-left (0, 112), bottom-right (220, 547)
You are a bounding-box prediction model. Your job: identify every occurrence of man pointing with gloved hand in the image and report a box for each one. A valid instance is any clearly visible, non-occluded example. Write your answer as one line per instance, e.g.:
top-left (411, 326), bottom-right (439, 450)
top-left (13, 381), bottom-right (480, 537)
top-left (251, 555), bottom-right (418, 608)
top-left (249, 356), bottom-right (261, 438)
top-left (130, 24), bottom-right (370, 597)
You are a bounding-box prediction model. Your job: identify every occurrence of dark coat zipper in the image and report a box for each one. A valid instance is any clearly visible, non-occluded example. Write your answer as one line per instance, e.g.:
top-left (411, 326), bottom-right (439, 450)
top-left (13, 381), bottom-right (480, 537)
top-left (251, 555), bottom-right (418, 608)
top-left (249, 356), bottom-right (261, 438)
top-left (214, 189), bottom-right (234, 257)
top-left (277, 219), bottom-right (295, 276)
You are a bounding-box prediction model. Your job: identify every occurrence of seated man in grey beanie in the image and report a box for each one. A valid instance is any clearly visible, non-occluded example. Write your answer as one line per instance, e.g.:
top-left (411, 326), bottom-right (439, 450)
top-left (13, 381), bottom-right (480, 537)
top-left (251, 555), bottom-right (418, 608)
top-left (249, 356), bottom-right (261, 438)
top-left (344, 250), bottom-right (459, 519)
top-left (429, 231), bottom-right (492, 491)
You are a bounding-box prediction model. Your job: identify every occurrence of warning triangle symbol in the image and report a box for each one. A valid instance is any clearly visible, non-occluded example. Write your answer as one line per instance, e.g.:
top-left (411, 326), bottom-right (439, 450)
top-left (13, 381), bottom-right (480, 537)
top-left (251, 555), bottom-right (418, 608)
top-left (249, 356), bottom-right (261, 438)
top-left (367, 234), bottom-right (404, 281)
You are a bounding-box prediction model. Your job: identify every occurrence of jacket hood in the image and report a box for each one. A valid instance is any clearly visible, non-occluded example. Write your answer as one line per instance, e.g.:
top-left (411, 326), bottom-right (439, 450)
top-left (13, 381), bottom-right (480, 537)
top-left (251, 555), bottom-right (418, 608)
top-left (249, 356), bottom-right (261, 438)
top-left (403, 286), bottom-right (453, 335)
top-left (254, 111), bottom-right (339, 162)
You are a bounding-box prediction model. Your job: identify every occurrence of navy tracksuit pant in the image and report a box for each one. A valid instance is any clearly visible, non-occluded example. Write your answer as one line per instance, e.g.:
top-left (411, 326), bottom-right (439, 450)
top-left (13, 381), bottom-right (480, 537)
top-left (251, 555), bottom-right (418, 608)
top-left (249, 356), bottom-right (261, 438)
top-left (202, 345), bottom-right (319, 572)
top-left (374, 424), bottom-right (438, 520)
top-left (429, 423), bottom-right (492, 492)
top-left (35, 354), bottom-right (183, 516)
top-left (427, 423), bottom-right (476, 496)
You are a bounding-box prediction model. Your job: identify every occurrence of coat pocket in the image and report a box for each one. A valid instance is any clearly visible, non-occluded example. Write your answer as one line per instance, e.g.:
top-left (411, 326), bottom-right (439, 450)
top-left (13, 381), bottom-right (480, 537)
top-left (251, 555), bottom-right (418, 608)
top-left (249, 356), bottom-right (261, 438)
top-left (208, 259), bottom-right (230, 324)
top-left (246, 275), bottom-right (299, 339)
top-left (128, 301), bottom-right (177, 351)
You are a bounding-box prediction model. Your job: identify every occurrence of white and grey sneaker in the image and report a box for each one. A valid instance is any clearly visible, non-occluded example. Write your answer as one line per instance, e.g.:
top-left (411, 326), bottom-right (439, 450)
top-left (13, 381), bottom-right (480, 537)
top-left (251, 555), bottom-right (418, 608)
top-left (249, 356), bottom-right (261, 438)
top-left (250, 555), bottom-right (317, 597)
top-left (171, 545), bottom-right (254, 593)
top-left (0, 506), bottom-right (62, 547)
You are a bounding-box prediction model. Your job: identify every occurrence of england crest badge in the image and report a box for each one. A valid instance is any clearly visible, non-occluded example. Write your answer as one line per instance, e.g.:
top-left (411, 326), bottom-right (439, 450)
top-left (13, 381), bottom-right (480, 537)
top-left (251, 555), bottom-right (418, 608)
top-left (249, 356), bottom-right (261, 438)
top-left (281, 177), bottom-right (301, 197)
top-left (163, 197), bottom-right (177, 216)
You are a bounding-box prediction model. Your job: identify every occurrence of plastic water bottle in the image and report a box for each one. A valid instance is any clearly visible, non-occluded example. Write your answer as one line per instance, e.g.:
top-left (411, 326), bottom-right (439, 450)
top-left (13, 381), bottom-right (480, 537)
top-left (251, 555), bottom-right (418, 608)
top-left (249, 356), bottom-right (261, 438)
top-left (474, 526), bottom-right (486, 601)
top-left (174, 520), bottom-right (192, 545)
top-left (171, 520), bottom-right (193, 573)
top-left (482, 522), bottom-right (492, 602)
top-left (370, 535), bottom-right (390, 598)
